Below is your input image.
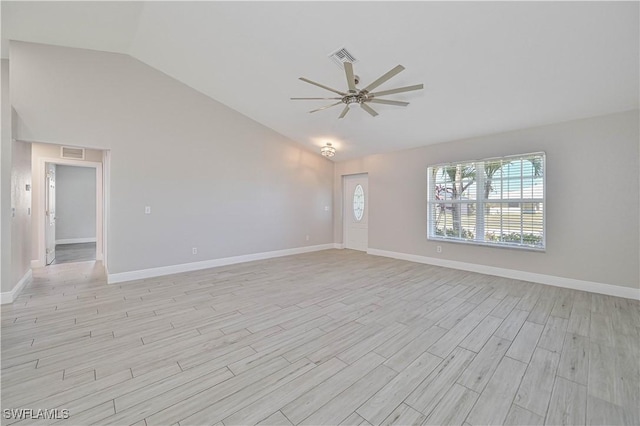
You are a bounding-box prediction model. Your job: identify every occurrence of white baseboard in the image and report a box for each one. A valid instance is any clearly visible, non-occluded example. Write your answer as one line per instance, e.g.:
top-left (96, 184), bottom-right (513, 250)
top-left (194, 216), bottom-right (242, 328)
top-left (31, 259), bottom-right (44, 268)
top-left (333, 243), bottom-right (344, 249)
top-left (56, 238), bottom-right (96, 245)
top-left (367, 248), bottom-right (640, 301)
top-left (0, 269), bottom-right (33, 304)
top-left (108, 243), bottom-right (337, 284)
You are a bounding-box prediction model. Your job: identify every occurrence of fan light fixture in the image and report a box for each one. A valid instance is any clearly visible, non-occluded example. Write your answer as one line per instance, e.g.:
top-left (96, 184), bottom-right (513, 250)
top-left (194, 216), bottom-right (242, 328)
top-left (292, 62), bottom-right (424, 119)
top-left (321, 143), bottom-right (336, 157)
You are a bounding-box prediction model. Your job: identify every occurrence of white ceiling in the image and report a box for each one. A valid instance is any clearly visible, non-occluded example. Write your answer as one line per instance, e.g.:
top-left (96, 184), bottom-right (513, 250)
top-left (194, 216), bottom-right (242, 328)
top-left (2, 1), bottom-right (639, 160)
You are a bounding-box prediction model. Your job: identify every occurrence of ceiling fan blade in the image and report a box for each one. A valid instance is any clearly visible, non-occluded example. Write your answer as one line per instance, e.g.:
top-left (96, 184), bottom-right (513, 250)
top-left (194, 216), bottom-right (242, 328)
top-left (368, 99), bottom-right (409, 107)
top-left (309, 102), bottom-right (343, 113)
top-left (344, 62), bottom-right (357, 92)
top-left (338, 105), bottom-right (350, 119)
top-left (370, 84), bottom-right (424, 97)
top-left (362, 65), bottom-right (405, 92)
top-left (299, 77), bottom-right (347, 96)
top-left (360, 103), bottom-right (379, 117)
top-left (291, 97), bottom-right (342, 100)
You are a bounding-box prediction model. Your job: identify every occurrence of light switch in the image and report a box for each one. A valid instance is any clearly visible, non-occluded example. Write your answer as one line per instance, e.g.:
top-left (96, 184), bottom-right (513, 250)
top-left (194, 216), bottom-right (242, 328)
top-left (145, 206), bottom-right (151, 214)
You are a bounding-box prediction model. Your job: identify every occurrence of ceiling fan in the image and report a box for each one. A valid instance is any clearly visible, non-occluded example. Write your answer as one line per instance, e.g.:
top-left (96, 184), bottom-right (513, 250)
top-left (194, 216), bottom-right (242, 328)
top-left (291, 62), bottom-right (423, 119)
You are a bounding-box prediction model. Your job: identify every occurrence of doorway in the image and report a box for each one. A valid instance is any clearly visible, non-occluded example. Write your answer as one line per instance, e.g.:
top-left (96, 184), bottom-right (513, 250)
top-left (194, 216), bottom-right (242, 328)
top-left (45, 164), bottom-right (98, 265)
top-left (34, 156), bottom-right (104, 268)
top-left (343, 173), bottom-right (368, 251)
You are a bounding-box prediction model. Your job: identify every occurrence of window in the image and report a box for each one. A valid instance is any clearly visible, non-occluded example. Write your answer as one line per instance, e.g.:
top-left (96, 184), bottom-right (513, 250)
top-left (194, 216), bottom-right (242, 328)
top-left (353, 184), bottom-right (365, 221)
top-left (427, 152), bottom-right (545, 250)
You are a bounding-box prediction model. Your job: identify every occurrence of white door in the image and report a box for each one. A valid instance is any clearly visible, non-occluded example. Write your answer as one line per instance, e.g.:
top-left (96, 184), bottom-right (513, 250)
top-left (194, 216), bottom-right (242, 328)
top-left (45, 163), bottom-right (56, 265)
top-left (344, 174), bottom-right (368, 251)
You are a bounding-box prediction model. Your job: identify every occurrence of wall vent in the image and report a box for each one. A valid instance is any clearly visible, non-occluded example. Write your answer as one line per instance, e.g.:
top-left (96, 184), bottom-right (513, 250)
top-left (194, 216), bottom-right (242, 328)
top-left (328, 47), bottom-right (357, 68)
top-left (60, 146), bottom-right (85, 160)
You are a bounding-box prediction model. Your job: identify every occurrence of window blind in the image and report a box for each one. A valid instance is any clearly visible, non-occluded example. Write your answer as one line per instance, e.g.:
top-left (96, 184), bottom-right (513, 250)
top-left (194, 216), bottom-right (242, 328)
top-left (427, 152), bottom-right (545, 250)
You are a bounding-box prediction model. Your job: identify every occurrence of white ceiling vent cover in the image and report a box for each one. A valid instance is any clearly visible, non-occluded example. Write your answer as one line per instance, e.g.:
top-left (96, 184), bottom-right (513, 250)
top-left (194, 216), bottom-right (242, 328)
top-left (328, 47), bottom-right (357, 68)
top-left (60, 146), bottom-right (85, 160)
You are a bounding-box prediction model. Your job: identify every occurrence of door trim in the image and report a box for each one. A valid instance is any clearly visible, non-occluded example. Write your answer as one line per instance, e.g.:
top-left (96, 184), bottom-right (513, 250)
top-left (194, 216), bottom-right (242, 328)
top-left (45, 163), bottom-right (56, 265)
top-left (34, 157), bottom-right (104, 268)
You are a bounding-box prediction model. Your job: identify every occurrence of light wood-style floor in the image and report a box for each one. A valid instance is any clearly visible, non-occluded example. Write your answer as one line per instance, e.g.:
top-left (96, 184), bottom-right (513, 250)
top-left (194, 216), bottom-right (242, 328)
top-left (51, 243), bottom-right (96, 265)
top-left (1, 250), bottom-right (639, 425)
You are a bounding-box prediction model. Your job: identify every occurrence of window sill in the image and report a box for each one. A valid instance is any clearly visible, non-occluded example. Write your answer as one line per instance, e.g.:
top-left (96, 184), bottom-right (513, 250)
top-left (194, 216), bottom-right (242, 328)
top-left (427, 236), bottom-right (546, 252)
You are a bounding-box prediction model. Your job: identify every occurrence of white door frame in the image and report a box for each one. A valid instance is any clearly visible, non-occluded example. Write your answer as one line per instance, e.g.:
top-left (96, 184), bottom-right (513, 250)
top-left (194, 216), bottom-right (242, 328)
top-left (102, 150), bottom-right (110, 271)
top-left (342, 173), bottom-right (369, 251)
top-left (34, 157), bottom-right (104, 267)
top-left (342, 175), bottom-right (349, 247)
top-left (44, 163), bottom-right (56, 265)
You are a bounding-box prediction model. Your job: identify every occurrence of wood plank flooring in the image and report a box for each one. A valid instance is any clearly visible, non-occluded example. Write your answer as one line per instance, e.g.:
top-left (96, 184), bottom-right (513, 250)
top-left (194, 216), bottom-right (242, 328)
top-left (1, 249), bottom-right (639, 425)
top-left (51, 243), bottom-right (96, 265)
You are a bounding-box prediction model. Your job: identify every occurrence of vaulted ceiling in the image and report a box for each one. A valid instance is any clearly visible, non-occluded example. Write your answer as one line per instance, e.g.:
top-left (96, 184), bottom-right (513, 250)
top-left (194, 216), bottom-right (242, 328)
top-left (2, 1), bottom-right (638, 160)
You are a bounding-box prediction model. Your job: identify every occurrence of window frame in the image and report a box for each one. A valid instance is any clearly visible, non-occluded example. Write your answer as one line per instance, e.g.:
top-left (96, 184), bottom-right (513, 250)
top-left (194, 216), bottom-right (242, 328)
top-left (427, 152), bottom-right (546, 251)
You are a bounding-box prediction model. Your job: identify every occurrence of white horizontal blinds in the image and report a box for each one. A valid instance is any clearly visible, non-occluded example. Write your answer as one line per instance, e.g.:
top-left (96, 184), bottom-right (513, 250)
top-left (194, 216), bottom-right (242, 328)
top-left (430, 163), bottom-right (478, 241)
top-left (427, 153), bottom-right (545, 249)
top-left (485, 154), bottom-right (544, 247)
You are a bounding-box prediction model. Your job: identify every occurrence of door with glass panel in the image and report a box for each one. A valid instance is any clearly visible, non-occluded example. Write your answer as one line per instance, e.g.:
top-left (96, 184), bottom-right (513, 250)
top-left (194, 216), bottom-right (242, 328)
top-left (343, 174), bottom-right (368, 251)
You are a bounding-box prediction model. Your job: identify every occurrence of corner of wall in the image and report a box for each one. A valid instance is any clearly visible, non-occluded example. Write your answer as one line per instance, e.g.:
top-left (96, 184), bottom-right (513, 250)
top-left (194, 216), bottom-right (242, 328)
top-left (0, 268), bottom-right (32, 304)
top-left (1, 59), bottom-right (13, 293)
top-left (367, 248), bottom-right (640, 301)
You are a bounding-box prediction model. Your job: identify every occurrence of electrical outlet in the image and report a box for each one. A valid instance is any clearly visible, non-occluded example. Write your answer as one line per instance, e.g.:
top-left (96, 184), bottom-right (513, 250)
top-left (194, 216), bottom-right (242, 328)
top-left (305, 235), bottom-right (310, 241)
top-left (145, 206), bottom-right (151, 214)
top-left (436, 245), bottom-right (442, 253)
top-left (324, 206), bottom-right (329, 211)
top-left (192, 247), bottom-right (198, 255)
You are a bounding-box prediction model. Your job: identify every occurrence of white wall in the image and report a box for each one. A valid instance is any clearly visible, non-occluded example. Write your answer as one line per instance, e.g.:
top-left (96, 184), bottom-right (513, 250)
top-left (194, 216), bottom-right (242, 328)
top-left (1, 59), bottom-right (11, 292)
top-left (12, 42), bottom-right (334, 276)
top-left (1, 58), bottom-right (32, 296)
top-left (10, 139), bottom-right (31, 288)
top-left (55, 165), bottom-right (96, 242)
top-left (335, 110), bottom-right (640, 291)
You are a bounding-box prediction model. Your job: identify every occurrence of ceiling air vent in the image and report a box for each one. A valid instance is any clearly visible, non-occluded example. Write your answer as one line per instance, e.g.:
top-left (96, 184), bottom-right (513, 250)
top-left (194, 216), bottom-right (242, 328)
top-left (328, 47), bottom-right (357, 68)
top-left (60, 146), bottom-right (85, 160)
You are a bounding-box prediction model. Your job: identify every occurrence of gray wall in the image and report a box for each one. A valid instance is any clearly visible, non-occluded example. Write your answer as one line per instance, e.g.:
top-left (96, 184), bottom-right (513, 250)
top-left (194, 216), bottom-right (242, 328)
top-left (55, 165), bottom-right (96, 242)
top-left (334, 110), bottom-right (640, 289)
top-left (11, 42), bottom-right (334, 275)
